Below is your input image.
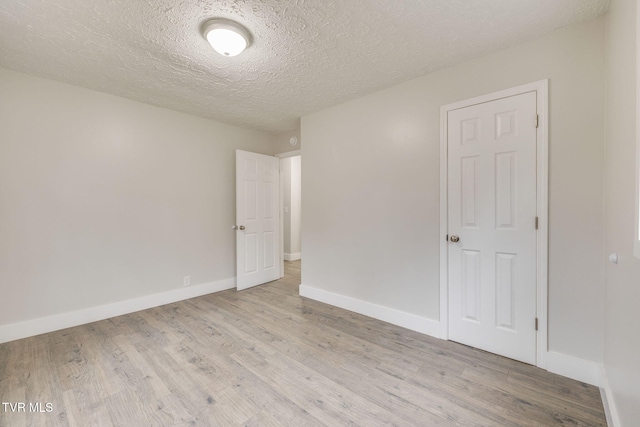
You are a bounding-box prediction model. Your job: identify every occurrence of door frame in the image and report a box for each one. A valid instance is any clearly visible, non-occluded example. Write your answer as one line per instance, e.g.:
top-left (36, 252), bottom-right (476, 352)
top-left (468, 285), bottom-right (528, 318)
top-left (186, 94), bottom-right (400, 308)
top-left (276, 149), bottom-right (302, 278)
top-left (439, 80), bottom-right (549, 368)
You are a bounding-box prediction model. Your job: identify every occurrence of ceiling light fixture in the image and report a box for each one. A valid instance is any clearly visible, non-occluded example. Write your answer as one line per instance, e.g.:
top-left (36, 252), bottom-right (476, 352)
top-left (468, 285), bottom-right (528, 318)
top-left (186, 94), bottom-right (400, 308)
top-left (201, 18), bottom-right (252, 57)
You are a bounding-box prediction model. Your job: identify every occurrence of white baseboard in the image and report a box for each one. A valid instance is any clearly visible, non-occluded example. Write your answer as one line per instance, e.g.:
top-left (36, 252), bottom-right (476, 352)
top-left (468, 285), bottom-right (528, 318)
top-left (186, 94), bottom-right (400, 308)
top-left (299, 284), bottom-right (441, 338)
top-left (284, 252), bottom-right (301, 261)
top-left (545, 351), bottom-right (602, 387)
top-left (599, 365), bottom-right (621, 427)
top-left (0, 278), bottom-right (236, 344)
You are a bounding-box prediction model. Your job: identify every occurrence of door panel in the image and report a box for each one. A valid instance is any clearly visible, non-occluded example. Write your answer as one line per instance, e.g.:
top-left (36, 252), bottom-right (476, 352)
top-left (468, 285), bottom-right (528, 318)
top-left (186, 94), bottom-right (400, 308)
top-left (236, 150), bottom-right (280, 290)
top-left (448, 91), bottom-right (537, 364)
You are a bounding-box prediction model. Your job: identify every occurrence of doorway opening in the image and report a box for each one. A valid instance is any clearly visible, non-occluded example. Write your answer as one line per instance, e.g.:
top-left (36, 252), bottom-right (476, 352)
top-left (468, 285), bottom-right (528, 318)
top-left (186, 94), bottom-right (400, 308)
top-left (278, 151), bottom-right (301, 284)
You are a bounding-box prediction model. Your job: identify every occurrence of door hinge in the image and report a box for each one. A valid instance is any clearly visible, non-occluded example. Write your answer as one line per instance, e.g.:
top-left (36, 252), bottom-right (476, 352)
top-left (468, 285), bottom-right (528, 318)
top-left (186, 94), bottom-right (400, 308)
top-left (535, 114), bottom-right (539, 128)
top-left (535, 216), bottom-right (539, 230)
top-left (535, 318), bottom-right (539, 331)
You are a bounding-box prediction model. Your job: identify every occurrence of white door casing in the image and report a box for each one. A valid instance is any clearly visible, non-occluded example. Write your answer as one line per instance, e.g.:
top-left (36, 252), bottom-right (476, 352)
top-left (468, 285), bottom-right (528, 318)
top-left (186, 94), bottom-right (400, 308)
top-left (236, 150), bottom-right (280, 290)
top-left (440, 81), bottom-right (548, 366)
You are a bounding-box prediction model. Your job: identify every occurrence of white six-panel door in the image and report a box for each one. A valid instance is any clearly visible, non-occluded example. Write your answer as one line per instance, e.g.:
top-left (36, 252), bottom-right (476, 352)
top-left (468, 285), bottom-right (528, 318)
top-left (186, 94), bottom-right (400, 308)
top-left (447, 92), bottom-right (537, 364)
top-left (236, 150), bottom-right (280, 291)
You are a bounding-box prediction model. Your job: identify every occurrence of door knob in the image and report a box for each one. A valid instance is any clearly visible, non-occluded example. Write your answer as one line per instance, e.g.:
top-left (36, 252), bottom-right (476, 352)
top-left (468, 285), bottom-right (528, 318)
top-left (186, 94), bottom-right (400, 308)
top-left (232, 225), bottom-right (246, 231)
top-left (450, 235), bottom-right (460, 243)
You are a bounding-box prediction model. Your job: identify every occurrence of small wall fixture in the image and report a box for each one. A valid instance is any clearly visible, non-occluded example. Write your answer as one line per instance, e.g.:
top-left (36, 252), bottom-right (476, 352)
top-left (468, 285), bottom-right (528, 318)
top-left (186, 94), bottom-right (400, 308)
top-left (201, 18), bottom-right (252, 57)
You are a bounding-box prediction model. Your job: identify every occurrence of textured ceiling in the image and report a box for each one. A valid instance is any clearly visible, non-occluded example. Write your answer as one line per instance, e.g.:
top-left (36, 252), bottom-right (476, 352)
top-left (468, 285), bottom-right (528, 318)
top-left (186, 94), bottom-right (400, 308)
top-left (0, 0), bottom-right (609, 133)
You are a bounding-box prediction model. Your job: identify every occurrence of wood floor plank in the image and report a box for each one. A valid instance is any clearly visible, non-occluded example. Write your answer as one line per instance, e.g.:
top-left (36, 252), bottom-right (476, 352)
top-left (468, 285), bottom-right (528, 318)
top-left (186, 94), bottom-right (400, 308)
top-left (0, 260), bottom-right (607, 426)
top-left (230, 348), bottom-right (411, 427)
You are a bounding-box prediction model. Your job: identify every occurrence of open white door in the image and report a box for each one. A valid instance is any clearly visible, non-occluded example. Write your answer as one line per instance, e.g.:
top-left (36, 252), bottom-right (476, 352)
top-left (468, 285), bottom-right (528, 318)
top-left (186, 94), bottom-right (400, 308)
top-left (235, 150), bottom-right (280, 290)
top-left (447, 91), bottom-right (538, 364)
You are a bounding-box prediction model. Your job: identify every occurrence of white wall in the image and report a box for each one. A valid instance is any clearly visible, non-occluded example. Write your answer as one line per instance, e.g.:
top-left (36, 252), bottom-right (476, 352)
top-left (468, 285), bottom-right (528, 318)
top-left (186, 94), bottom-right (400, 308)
top-left (273, 128), bottom-right (301, 154)
top-left (290, 156), bottom-right (302, 256)
top-left (282, 157), bottom-right (293, 255)
top-left (302, 18), bottom-right (605, 363)
top-left (603, 0), bottom-right (640, 424)
top-left (0, 68), bottom-right (273, 331)
top-left (282, 156), bottom-right (302, 260)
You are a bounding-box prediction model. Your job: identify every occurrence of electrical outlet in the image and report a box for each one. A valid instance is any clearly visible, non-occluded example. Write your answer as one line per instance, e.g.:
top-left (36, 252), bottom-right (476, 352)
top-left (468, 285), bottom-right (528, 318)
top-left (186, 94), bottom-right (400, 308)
top-left (183, 276), bottom-right (191, 287)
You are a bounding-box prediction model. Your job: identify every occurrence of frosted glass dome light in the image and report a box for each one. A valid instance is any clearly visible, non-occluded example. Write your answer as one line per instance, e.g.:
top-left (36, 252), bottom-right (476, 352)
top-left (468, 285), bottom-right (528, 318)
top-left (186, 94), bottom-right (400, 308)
top-left (202, 19), bottom-right (252, 57)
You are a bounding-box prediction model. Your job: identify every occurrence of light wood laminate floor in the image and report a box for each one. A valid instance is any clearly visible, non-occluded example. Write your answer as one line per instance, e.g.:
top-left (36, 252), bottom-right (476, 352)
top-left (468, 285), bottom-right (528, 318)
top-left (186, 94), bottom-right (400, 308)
top-left (0, 261), bottom-right (606, 426)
